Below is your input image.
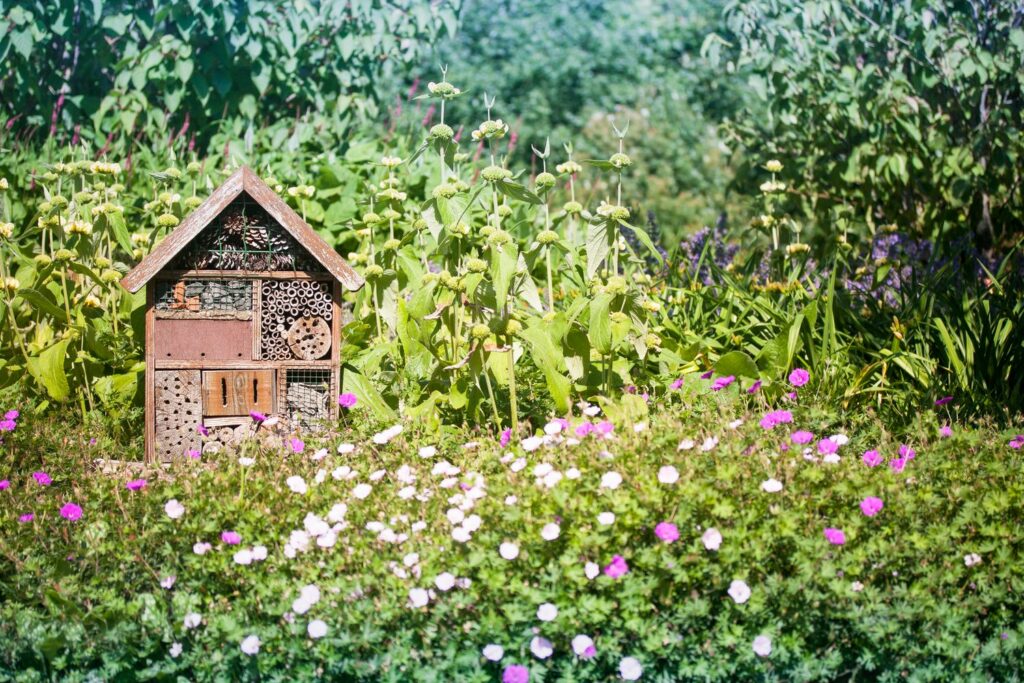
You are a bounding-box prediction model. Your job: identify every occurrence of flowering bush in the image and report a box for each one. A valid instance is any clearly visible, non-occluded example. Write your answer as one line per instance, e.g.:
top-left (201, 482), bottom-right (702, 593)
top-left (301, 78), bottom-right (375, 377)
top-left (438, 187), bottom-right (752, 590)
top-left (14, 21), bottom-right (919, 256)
top-left (1, 386), bottom-right (1022, 681)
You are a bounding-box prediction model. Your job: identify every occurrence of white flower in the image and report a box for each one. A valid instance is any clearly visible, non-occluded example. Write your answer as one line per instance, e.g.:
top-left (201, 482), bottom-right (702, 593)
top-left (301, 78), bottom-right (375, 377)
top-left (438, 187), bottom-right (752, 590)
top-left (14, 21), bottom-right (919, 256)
top-left (752, 634), bottom-right (772, 657)
top-left (620, 656), bottom-right (643, 680)
top-left (657, 465), bottom-right (679, 484)
top-left (305, 513), bottom-right (330, 537)
top-left (541, 523), bottom-right (561, 541)
top-left (728, 419), bottom-right (744, 429)
top-left (829, 433), bottom-right (849, 446)
top-left (352, 483), bottom-right (372, 499)
top-left (822, 453), bottom-right (841, 464)
top-left (233, 549), bottom-right (254, 565)
top-left (964, 552), bottom-right (982, 567)
top-left (316, 531), bottom-right (337, 548)
top-left (542, 470), bottom-right (563, 488)
top-left (536, 602), bottom-right (558, 622)
top-left (240, 635), bottom-right (261, 655)
top-left (598, 511), bottom-right (616, 526)
top-left (728, 579), bottom-right (751, 604)
top-left (504, 495), bottom-right (518, 505)
top-left (566, 467), bottom-right (581, 479)
top-left (238, 457), bottom-right (255, 467)
top-left (678, 438), bottom-right (695, 450)
top-left (700, 437), bottom-right (719, 451)
top-left (307, 619), bottom-right (328, 639)
top-left (572, 634), bottom-right (595, 657)
top-left (851, 581), bottom-right (865, 592)
top-left (290, 529), bottom-right (312, 551)
top-left (463, 514), bottom-right (482, 532)
top-left (300, 584), bottom-right (321, 605)
top-left (702, 527), bottom-right (723, 550)
top-left (633, 422), bottom-right (647, 433)
top-left (482, 643), bottom-right (504, 661)
top-left (292, 597), bottom-right (312, 614)
top-left (369, 468), bottom-right (386, 481)
top-left (160, 575), bottom-right (176, 589)
top-left (170, 642), bottom-right (182, 658)
top-left (499, 542), bottom-right (519, 560)
top-left (408, 587), bottom-right (430, 608)
top-left (584, 562), bottom-right (599, 579)
top-left (510, 458), bottom-right (527, 473)
top-left (544, 420), bottom-right (565, 435)
top-left (337, 442), bottom-right (355, 454)
top-left (164, 499), bottom-right (185, 519)
top-left (601, 471), bottom-right (623, 489)
top-left (183, 612), bottom-right (202, 629)
top-left (522, 436), bottom-right (544, 452)
top-left (761, 478), bottom-right (783, 493)
top-left (582, 404), bottom-right (601, 417)
top-left (403, 552), bottom-right (420, 567)
top-left (446, 508), bottom-right (466, 525)
top-left (286, 476), bottom-right (308, 494)
top-left (435, 572), bottom-right (456, 591)
top-left (332, 465), bottom-right (352, 480)
top-left (418, 445), bottom-right (437, 458)
top-left (327, 503), bottom-right (348, 523)
top-left (530, 636), bottom-right (553, 659)
top-left (193, 541), bottom-right (212, 555)
top-left (373, 424), bottom-right (403, 444)
top-left (533, 463), bottom-right (553, 478)
top-left (398, 486), bottom-right (416, 499)
top-left (311, 448), bottom-right (328, 461)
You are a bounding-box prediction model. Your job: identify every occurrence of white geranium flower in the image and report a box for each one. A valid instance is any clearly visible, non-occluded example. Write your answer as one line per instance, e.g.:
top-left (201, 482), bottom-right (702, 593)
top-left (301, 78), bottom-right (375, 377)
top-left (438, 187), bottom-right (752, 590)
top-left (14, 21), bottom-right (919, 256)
top-left (300, 585), bottom-right (321, 604)
top-left (352, 483), bottom-right (372, 499)
top-left (600, 471), bottom-right (623, 489)
top-left (435, 572), bottom-right (456, 591)
top-left (728, 579), bottom-right (751, 604)
top-left (597, 511), bottom-right (615, 526)
top-left (572, 634), bottom-right (595, 657)
top-left (752, 634), bottom-right (772, 657)
top-left (536, 602), bottom-right (558, 621)
top-left (164, 499), bottom-right (185, 519)
top-left (701, 527), bottom-right (722, 550)
top-left (499, 542), bottom-right (519, 560)
top-left (307, 619), bottom-right (328, 639)
top-left (522, 436), bottom-right (544, 452)
top-left (761, 478), bottom-right (783, 493)
top-left (286, 476), bottom-right (308, 494)
top-left (418, 445), bottom-right (437, 458)
top-left (657, 465), bottom-right (679, 484)
top-left (311, 448), bottom-right (328, 461)
top-left (482, 643), bottom-right (504, 661)
top-left (183, 612), bottom-right (202, 630)
top-left (463, 514), bottom-right (482, 532)
top-left (584, 562), bottom-right (599, 579)
top-left (677, 438), bottom-right (695, 450)
top-left (541, 522), bottom-right (560, 541)
top-left (193, 541), bottom-right (212, 555)
top-left (447, 508), bottom-right (466, 525)
top-left (620, 656), bottom-right (643, 680)
top-left (252, 545), bottom-right (267, 561)
top-left (530, 636), bottom-right (553, 659)
top-left (170, 642), bottom-right (182, 658)
top-left (452, 526), bottom-right (472, 543)
top-left (337, 442), bottom-right (356, 454)
top-left (233, 549), bottom-right (254, 565)
top-left (964, 552), bottom-right (982, 567)
top-left (566, 467), bottom-right (581, 479)
top-left (238, 457), bottom-right (255, 467)
top-left (408, 587), bottom-right (429, 608)
top-left (373, 424), bottom-right (403, 445)
top-left (544, 420), bottom-right (565, 435)
top-left (510, 458), bottom-right (527, 473)
top-left (700, 437), bottom-right (719, 451)
top-left (240, 635), bottom-right (260, 655)
top-left (327, 503), bottom-right (348, 523)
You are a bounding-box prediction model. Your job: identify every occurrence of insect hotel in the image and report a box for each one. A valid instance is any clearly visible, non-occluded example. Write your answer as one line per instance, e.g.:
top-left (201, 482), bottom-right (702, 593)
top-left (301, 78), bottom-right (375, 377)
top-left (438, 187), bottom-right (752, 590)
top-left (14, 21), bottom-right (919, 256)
top-left (121, 167), bottom-right (363, 461)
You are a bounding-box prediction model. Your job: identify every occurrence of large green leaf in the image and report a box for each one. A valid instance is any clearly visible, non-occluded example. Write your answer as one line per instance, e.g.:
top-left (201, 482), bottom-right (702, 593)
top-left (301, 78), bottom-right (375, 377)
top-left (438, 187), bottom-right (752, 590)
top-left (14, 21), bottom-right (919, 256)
top-left (589, 293), bottom-right (613, 355)
top-left (714, 350), bottom-right (760, 379)
top-left (490, 242), bottom-right (518, 312)
top-left (26, 338), bottom-right (72, 401)
top-left (585, 221), bottom-right (610, 279)
top-left (521, 321), bottom-right (571, 413)
top-left (340, 366), bottom-right (396, 420)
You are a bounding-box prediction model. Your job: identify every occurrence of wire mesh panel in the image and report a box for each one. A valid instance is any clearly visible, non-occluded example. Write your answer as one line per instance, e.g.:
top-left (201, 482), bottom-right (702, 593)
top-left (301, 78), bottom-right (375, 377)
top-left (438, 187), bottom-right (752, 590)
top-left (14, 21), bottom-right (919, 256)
top-left (261, 280), bottom-right (333, 360)
top-left (169, 194), bottom-right (324, 272)
top-left (284, 369), bottom-right (332, 430)
top-left (155, 279), bottom-right (253, 312)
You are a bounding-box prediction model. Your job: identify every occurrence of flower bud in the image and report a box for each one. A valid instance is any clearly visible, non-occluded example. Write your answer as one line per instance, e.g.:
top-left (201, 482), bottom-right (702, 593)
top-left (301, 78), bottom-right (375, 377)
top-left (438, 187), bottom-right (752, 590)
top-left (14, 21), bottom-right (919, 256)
top-left (481, 166), bottom-right (512, 183)
top-left (83, 294), bottom-right (102, 308)
top-left (535, 172), bottom-right (556, 190)
top-left (65, 219), bottom-right (94, 236)
top-left (156, 213), bottom-right (179, 228)
top-left (0, 222), bottom-right (13, 239)
top-left (505, 319), bottom-right (523, 335)
top-left (3, 276), bottom-right (18, 292)
top-left (428, 124), bottom-right (455, 141)
top-left (162, 167), bottom-right (183, 180)
top-left (380, 156), bottom-right (402, 168)
top-left (466, 258), bottom-right (487, 273)
top-left (427, 81), bottom-right (461, 98)
top-left (94, 256), bottom-right (112, 268)
top-left (383, 238), bottom-right (401, 251)
top-left (610, 153), bottom-right (632, 169)
top-left (765, 159), bottom-right (783, 173)
top-left (186, 161), bottom-right (202, 175)
top-left (34, 254), bottom-right (52, 267)
top-left (432, 183), bottom-right (459, 200)
top-left (362, 212), bottom-right (383, 225)
top-left (497, 205), bottom-right (512, 218)
top-left (100, 269), bottom-right (121, 283)
top-left (54, 248), bottom-right (75, 262)
top-left (183, 196), bottom-right (202, 211)
top-left (537, 230), bottom-right (558, 245)
top-left (555, 161), bottom-right (582, 175)
top-left (364, 265), bottom-right (385, 280)
top-left (470, 324), bottom-right (490, 340)
top-left (786, 242), bottom-right (810, 255)
top-left (563, 201), bottom-right (583, 214)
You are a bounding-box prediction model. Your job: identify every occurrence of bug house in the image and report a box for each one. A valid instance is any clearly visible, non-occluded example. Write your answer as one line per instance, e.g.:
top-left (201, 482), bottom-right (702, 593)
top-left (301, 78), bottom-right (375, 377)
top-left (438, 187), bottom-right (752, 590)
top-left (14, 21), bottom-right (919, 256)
top-left (121, 167), bottom-right (364, 461)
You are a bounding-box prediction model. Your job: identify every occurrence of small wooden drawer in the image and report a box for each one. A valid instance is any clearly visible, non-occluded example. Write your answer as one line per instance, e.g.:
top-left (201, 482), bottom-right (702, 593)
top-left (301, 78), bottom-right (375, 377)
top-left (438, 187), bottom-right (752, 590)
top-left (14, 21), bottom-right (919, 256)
top-left (201, 369), bottom-right (274, 417)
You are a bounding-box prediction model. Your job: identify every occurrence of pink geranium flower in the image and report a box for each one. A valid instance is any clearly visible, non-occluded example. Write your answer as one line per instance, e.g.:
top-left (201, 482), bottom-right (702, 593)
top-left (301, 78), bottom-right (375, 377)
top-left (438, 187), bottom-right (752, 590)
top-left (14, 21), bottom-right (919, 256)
top-left (747, 380), bottom-right (762, 394)
top-left (859, 496), bottom-right (884, 517)
top-left (289, 438), bottom-right (305, 454)
top-left (197, 424), bottom-right (209, 437)
top-left (33, 471), bottom-right (52, 486)
top-left (1010, 435), bottom-right (1024, 449)
top-left (898, 444), bottom-right (916, 460)
top-left (60, 503), bottom-right (83, 521)
top-left (823, 527), bottom-right (846, 545)
top-left (502, 665), bottom-right (529, 683)
top-left (654, 522), bottom-right (679, 543)
top-left (0, 480), bottom-right (9, 490)
top-left (126, 479), bottom-right (147, 491)
top-left (791, 430), bottom-right (814, 444)
top-left (889, 457), bottom-right (907, 473)
top-left (711, 375), bottom-right (736, 391)
top-left (817, 439), bottom-right (838, 455)
top-left (603, 554), bottom-right (629, 579)
top-left (221, 531), bottom-right (242, 545)
top-left (249, 411), bottom-right (267, 423)
top-left (670, 378), bottom-right (684, 390)
top-left (499, 428), bottom-right (512, 448)
top-left (19, 512), bottom-right (34, 523)
top-left (862, 449), bottom-right (882, 467)
top-left (939, 425), bottom-right (952, 438)
top-left (337, 393), bottom-right (358, 409)
top-left (789, 368), bottom-right (810, 387)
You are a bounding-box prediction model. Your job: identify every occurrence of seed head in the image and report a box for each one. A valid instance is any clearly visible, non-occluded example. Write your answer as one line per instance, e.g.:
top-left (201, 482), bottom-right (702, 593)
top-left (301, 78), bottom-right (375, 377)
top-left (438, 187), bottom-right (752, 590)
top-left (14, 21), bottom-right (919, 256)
top-left (0, 223), bottom-right (13, 239)
top-left (54, 248), bottom-right (75, 262)
top-left (65, 219), bottom-right (94, 236)
top-left (481, 166), bottom-right (512, 183)
top-left (428, 124), bottom-right (455, 141)
top-left (610, 153), bottom-right (632, 169)
top-left (427, 81), bottom-right (461, 98)
top-left (364, 265), bottom-right (385, 280)
top-left (466, 258), bottom-right (487, 273)
top-left (362, 212), bottom-right (383, 225)
top-left (470, 324), bottom-right (490, 340)
top-left (563, 201), bottom-right (583, 214)
top-left (535, 172), bottom-right (556, 190)
top-left (156, 214), bottom-right (179, 228)
top-left (380, 156), bottom-right (403, 168)
top-left (555, 161), bottom-right (582, 175)
top-left (186, 161), bottom-right (202, 175)
top-left (537, 230), bottom-right (558, 245)
top-left (764, 159), bottom-right (783, 173)
top-left (596, 202), bottom-right (630, 223)
top-left (471, 119), bottom-right (509, 142)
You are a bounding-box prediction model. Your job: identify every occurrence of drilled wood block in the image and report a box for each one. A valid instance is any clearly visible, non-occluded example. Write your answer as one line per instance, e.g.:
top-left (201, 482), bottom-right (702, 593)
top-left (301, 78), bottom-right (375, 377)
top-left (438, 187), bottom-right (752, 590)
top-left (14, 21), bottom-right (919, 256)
top-left (201, 369), bottom-right (274, 417)
top-left (287, 316), bottom-right (331, 360)
top-left (154, 370), bottom-right (202, 460)
top-left (154, 319), bottom-right (253, 361)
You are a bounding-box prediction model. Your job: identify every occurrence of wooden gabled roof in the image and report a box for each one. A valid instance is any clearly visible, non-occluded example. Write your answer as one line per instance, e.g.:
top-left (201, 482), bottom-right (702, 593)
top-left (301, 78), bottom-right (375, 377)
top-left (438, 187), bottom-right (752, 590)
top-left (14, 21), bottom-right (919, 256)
top-left (120, 166), bottom-right (364, 293)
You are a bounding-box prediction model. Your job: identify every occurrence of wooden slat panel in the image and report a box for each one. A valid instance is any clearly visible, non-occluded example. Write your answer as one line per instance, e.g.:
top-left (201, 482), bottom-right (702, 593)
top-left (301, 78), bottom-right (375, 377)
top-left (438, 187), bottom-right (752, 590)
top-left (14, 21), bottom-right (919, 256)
top-left (201, 369), bottom-right (274, 417)
top-left (154, 319), bottom-right (253, 361)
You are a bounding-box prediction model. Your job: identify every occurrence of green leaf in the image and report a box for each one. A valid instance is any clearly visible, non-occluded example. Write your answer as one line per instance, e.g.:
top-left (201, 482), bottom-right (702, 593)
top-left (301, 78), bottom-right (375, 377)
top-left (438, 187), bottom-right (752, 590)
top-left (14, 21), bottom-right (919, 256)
top-left (26, 338), bottom-right (72, 401)
top-left (589, 293), bottom-right (613, 355)
top-left (17, 288), bottom-right (67, 321)
top-left (521, 321), bottom-right (571, 413)
top-left (585, 221), bottom-right (610, 280)
top-left (620, 223), bottom-right (663, 264)
top-left (496, 179), bottom-right (541, 204)
top-left (714, 350), bottom-right (760, 379)
top-left (341, 365), bottom-right (396, 421)
top-left (490, 242), bottom-right (518, 312)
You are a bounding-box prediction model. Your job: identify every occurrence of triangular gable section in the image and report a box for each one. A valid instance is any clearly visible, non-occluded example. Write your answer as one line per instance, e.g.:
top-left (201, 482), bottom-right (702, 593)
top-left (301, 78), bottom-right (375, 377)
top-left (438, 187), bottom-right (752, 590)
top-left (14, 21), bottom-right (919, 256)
top-left (121, 167), bottom-right (363, 292)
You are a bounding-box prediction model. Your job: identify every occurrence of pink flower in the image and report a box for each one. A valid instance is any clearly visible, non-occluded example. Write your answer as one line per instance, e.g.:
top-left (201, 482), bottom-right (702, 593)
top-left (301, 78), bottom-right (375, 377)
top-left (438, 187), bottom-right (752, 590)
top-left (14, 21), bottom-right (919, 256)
top-left (817, 439), bottom-right (838, 455)
top-left (595, 421), bottom-right (615, 436)
top-left (823, 527), bottom-right (846, 545)
top-left (33, 471), bottom-right (52, 486)
top-left (898, 444), bottom-right (916, 460)
top-left (862, 449), bottom-right (882, 467)
top-left (934, 395), bottom-right (953, 406)
top-left (249, 411), bottom-right (267, 423)
top-left (221, 531), bottom-right (242, 545)
top-left (670, 378), bottom-right (684, 390)
top-left (187, 449), bottom-right (201, 460)
top-left (791, 430), bottom-right (814, 444)
top-left (939, 425), bottom-right (952, 438)
top-left (603, 554), bottom-right (629, 579)
top-left (19, 512), bottom-right (34, 523)
top-left (126, 479), bottom-right (147, 491)
top-left (711, 375), bottom-right (736, 391)
top-left (4, 410), bottom-right (18, 420)
top-left (700, 370), bottom-right (713, 379)
top-left (1010, 435), bottom-right (1024, 449)
top-left (889, 457), bottom-right (907, 473)
top-left (789, 368), bottom-right (810, 387)
top-left (289, 438), bottom-right (305, 454)
top-left (574, 422), bottom-right (594, 438)
top-left (502, 664), bottom-right (529, 683)
top-left (499, 428), bottom-right (512, 448)
top-left (860, 496), bottom-right (884, 517)
top-left (747, 380), bottom-right (762, 394)
top-left (760, 410), bottom-right (793, 430)
top-left (654, 522), bottom-right (679, 543)
top-left (60, 503), bottom-right (83, 521)
top-left (338, 393), bottom-right (358, 409)
top-left (0, 480), bottom-right (9, 490)
top-left (197, 424), bottom-right (209, 437)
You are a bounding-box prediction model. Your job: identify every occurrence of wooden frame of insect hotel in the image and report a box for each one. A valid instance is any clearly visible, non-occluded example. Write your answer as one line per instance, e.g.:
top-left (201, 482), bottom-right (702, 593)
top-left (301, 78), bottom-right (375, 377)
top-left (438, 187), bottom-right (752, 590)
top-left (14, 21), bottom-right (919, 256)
top-left (121, 167), bottom-right (364, 461)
